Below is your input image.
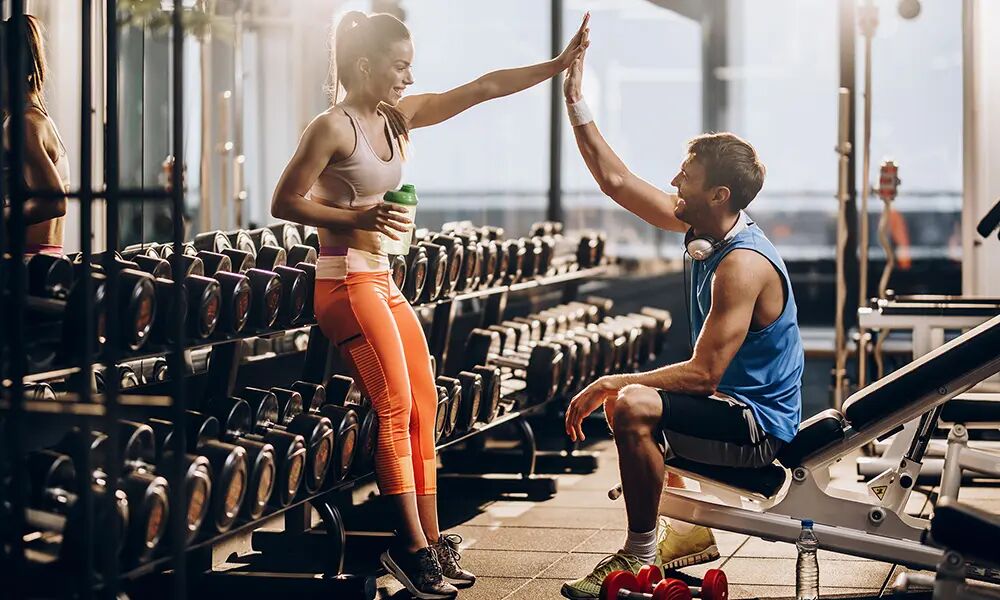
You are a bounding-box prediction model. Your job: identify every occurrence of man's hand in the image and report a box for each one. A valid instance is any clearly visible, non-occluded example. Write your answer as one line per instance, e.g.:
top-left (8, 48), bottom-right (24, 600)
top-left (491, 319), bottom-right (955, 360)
top-left (563, 42), bottom-right (587, 103)
top-left (565, 375), bottom-right (623, 442)
top-left (556, 13), bottom-right (590, 73)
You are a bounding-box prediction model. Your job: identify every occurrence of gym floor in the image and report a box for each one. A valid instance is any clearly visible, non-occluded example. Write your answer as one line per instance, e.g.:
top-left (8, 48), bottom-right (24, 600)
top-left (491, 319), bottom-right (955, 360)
top-left (369, 439), bottom-right (1000, 600)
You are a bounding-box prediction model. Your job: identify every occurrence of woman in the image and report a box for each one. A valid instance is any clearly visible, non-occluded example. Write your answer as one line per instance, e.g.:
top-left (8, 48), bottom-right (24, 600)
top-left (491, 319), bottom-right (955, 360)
top-left (3, 15), bottom-right (69, 255)
top-left (271, 10), bottom-right (589, 599)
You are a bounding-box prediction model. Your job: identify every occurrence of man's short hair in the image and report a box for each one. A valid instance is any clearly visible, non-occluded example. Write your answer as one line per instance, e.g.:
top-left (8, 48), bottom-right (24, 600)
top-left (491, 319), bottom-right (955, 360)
top-left (687, 133), bottom-right (766, 210)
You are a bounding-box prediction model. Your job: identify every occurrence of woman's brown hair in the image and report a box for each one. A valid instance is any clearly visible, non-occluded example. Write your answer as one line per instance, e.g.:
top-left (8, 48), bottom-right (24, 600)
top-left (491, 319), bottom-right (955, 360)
top-left (3, 15), bottom-right (49, 112)
top-left (328, 11), bottom-right (411, 154)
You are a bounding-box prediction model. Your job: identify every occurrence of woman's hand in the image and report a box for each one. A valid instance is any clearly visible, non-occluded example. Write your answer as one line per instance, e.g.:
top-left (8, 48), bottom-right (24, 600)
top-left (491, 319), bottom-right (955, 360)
top-left (556, 13), bottom-right (591, 72)
top-left (355, 203), bottom-right (412, 240)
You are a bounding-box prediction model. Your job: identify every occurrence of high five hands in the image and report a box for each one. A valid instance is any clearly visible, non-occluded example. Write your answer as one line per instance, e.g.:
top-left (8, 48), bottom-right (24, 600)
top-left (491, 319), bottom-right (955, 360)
top-left (557, 13), bottom-right (591, 77)
top-left (563, 13), bottom-right (590, 103)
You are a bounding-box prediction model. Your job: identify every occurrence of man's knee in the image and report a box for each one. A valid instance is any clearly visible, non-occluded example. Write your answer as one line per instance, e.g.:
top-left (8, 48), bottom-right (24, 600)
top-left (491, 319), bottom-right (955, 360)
top-left (612, 384), bottom-right (662, 433)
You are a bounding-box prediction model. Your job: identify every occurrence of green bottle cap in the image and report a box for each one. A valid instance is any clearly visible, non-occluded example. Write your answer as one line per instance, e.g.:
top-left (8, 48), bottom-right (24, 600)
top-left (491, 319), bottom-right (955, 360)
top-left (400, 184), bottom-right (416, 194)
top-left (383, 189), bottom-right (418, 206)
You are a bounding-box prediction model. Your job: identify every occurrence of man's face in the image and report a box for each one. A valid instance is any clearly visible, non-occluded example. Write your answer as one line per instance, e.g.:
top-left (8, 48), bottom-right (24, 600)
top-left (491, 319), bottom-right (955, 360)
top-left (670, 155), bottom-right (711, 224)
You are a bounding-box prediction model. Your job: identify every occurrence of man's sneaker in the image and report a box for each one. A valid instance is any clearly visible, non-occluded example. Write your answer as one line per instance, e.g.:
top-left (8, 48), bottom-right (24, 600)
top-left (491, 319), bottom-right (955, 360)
top-left (380, 545), bottom-right (458, 600)
top-left (560, 550), bottom-right (646, 599)
top-left (432, 534), bottom-right (476, 587)
top-left (656, 517), bottom-right (720, 570)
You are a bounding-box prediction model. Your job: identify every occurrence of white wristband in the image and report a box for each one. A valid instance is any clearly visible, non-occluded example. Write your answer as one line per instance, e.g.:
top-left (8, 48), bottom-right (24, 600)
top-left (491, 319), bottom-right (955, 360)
top-left (566, 98), bottom-right (594, 127)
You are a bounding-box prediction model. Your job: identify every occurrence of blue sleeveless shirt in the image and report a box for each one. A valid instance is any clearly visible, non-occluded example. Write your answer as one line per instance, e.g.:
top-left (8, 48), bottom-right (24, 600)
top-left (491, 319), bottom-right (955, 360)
top-left (688, 216), bottom-right (803, 443)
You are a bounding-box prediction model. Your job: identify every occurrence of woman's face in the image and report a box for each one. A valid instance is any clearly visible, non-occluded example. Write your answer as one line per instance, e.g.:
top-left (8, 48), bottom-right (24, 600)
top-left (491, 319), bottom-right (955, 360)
top-left (364, 38), bottom-right (414, 106)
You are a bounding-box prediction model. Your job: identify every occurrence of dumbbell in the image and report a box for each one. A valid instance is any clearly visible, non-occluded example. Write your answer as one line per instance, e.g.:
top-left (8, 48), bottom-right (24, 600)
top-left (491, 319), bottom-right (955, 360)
top-left (273, 385), bottom-right (357, 485)
top-left (450, 232), bottom-right (481, 293)
top-left (192, 399), bottom-right (278, 518)
top-left (238, 387), bottom-right (335, 493)
top-left (193, 230), bottom-right (234, 254)
top-left (292, 261), bottom-right (316, 322)
top-left (315, 402), bottom-right (360, 485)
top-left (464, 328), bottom-right (562, 405)
top-left (272, 264), bottom-right (309, 326)
top-left (94, 364), bottom-right (141, 393)
top-left (248, 227), bottom-right (281, 252)
top-left (476, 238), bottom-right (499, 290)
top-left (436, 376), bottom-right (463, 439)
top-left (22, 270), bottom-right (108, 360)
top-left (225, 230), bottom-right (258, 260)
top-left (129, 253), bottom-right (173, 280)
top-left (23, 253), bottom-right (74, 299)
top-left (403, 244), bottom-right (428, 304)
top-left (221, 247), bottom-right (255, 274)
top-left (287, 244), bottom-right (318, 267)
top-left (268, 222), bottom-right (303, 250)
top-left (528, 221), bottom-right (564, 237)
top-left (390, 254), bottom-right (408, 292)
top-left (434, 384), bottom-right (449, 444)
top-left (601, 566), bottom-right (728, 600)
top-left (500, 238), bottom-right (525, 285)
top-left (25, 448), bottom-right (129, 570)
top-left (160, 243), bottom-right (206, 279)
top-left (325, 374), bottom-right (363, 407)
top-left (417, 241), bottom-right (447, 303)
top-left (76, 254), bottom-right (159, 351)
top-left (245, 268), bottom-right (283, 329)
top-left (256, 245), bottom-right (287, 271)
top-left (471, 365), bottom-right (502, 424)
top-left (453, 371), bottom-right (483, 435)
top-left (115, 421), bottom-right (173, 564)
top-left (298, 224), bottom-right (320, 252)
top-left (429, 234), bottom-right (465, 297)
top-left (503, 319), bottom-right (580, 396)
top-left (24, 382), bottom-right (56, 401)
top-left (173, 411), bottom-right (250, 530)
top-left (195, 252), bottom-right (253, 335)
top-left (121, 242), bottom-right (162, 261)
top-left (144, 418), bottom-right (213, 544)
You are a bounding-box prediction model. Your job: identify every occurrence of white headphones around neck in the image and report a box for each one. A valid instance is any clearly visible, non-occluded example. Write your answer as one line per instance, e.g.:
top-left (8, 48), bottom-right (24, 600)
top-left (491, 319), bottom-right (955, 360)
top-left (684, 212), bottom-right (750, 261)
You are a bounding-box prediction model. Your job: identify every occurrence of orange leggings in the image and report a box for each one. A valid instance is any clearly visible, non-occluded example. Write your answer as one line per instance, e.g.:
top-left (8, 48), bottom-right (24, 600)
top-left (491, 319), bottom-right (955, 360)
top-left (315, 270), bottom-right (438, 496)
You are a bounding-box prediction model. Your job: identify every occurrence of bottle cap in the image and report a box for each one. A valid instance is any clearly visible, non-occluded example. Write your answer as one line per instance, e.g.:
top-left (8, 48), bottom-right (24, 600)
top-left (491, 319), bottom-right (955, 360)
top-left (383, 189), bottom-right (418, 206)
top-left (802, 519), bottom-right (814, 528)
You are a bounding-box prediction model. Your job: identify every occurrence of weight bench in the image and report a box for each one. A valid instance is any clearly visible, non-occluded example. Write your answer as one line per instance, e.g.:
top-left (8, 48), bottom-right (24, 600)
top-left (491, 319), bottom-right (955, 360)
top-left (856, 297), bottom-right (1000, 484)
top-left (658, 314), bottom-right (1000, 578)
top-left (895, 498), bottom-right (1000, 600)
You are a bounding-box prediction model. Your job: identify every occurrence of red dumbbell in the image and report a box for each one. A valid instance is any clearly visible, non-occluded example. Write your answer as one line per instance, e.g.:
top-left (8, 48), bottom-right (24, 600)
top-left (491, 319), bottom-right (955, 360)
top-left (600, 567), bottom-right (728, 600)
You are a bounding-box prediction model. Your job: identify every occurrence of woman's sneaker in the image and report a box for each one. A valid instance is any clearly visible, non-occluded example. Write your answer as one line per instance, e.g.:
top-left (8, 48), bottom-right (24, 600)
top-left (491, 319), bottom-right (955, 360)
top-left (432, 534), bottom-right (476, 587)
top-left (380, 546), bottom-right (458, 600)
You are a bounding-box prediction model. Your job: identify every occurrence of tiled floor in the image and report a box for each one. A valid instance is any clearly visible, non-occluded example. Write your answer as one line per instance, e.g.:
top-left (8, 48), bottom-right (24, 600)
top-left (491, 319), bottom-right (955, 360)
top-left (372, 438), bottom-right (978, 599)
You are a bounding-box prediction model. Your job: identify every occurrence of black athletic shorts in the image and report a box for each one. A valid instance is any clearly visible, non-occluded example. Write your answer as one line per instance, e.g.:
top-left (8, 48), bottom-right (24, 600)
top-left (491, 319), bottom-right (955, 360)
top-left (658, 391), bottom-right (784, 469)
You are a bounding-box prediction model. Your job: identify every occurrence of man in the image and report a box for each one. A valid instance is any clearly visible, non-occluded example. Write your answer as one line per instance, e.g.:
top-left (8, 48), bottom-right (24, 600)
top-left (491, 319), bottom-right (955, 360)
top-left (559, 37), bottom-right (804, 600)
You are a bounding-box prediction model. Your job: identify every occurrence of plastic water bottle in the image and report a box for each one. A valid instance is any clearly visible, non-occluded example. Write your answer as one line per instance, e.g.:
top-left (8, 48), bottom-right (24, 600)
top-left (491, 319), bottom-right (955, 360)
top-left (380, 185), bottom-right (418, 256)
top-left (796, 519), bottom-right (820, 600)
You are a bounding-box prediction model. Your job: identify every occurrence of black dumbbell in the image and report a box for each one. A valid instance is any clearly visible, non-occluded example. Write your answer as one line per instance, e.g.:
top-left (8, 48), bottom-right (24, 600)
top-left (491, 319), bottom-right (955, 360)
top-left (454, 371), bottom-right (483, 434)
top-left (144, 418), bottom-right (213, 544)
top-left (25, 448), bottom-right (129, 570)
top-left (287, 244), bottom-right (318, 267)
top-left (272, 264), bottom-right (309, 326)
top-left (24, 382), bottom-right (56, 401)
top-left (130, 254), bottom-right (173, 280)
top-left (390, 254), bottom-right (407, 292)
top-left (248, 227), bottom-right (281, 251)
top-left (172, 411), bottom-right (250, 531)
top-left (434, 385), bottom-right (448, 444)
top-left (430, 234), bottom-right (464, 297)
top-left (417, 241), bottom-right (447, 303)
top-left (300, 225), bottom-right (320, 252)
top-left (245, 268), bottom-right (282, 329)
top-left (528, 221), bottom-right (564, 237)
top-left (268, 222), bottom-right (303, 250)
top-left (121, 242), bottom-right (162, 261)
top-left (464, 328), bottom-right (563, 405)
top-left (115, 421), bottom-right (172, 564)
top-left (403, 244), bottom-right (428, 304)
top-left (325, 374), bottom-right (363, 407)
top-left (436, 376), bottom-right (463, 439)
top-left (449, 232), bottom-right (481, 293)
top-left (193, 230), bottom-right (234, 254)
top-left (500, 320), bottom-right (579, 397)
top-left (239, 388), bottom-right (334, 493)
top-left (78, 255), bottom-right (159, 351)
top-left (274, 386), bottom-right (357, 485)
top-left (256, 245), bottom-right (287, 271)
top-left (24, 253), bottom-right (74, 299)
top-left (95, 364), bottom-right (141, 393)
top-left (226, 230), bottom-right (258, 260)
top-left (350, 402), bottom-right (378, 476)
top-left (500, 239), bottom-right (525, 285)
top-left (473, 365), bottom-right (502, 424)
top-left (193, 399), bottom-right (278, 518)
top-left (222, 248), bottom-right (255, 274)
top-left (292, 261), bottom-right (316, 322)
top-left (477, 238), bottom-right (499, 290)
